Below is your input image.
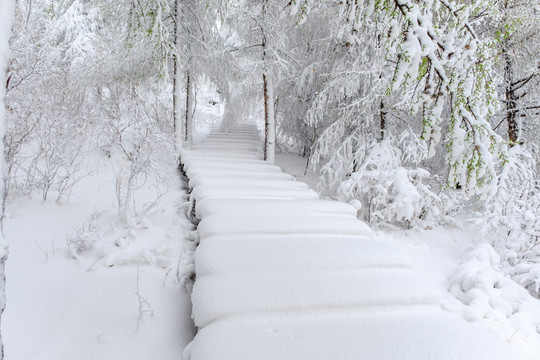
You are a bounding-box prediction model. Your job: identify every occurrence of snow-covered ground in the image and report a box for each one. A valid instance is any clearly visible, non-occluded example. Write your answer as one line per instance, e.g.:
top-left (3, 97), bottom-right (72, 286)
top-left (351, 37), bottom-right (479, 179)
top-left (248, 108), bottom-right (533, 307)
top-left (3, 124), bottom-right (540, 359)
top-left (3, 153), bottom-right (195, 360)
top-left (276, 149), bottom-right (540, 359)
top-left (376, 229), bottom-right (540, 358)
top-left (2, 89), bottom-right (222, 360)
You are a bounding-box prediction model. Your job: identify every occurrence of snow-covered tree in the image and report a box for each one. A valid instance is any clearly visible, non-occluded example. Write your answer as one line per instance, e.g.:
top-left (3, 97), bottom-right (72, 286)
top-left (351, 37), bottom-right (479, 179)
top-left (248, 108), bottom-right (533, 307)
top-left (217, 0), bottom-right (300, 163)
top-left (272, 0), bottom-right (517, 228)
top-left (6, 0), bottom-right (175, 223)
top-left (481, 0), bottom-right (540, 298)
top-left (0, 0), bottom-right (15, 357)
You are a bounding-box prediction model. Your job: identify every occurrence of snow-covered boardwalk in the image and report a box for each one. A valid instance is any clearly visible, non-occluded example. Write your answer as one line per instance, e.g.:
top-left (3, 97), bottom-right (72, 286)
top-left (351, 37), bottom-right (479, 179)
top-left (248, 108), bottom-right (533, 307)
top-left (181, 125), bottom-right (519, 360)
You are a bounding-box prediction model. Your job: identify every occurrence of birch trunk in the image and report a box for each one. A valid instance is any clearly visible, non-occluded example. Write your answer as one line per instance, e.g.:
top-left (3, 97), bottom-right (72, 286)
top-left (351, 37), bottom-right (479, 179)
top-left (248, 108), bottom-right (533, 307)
top-left (263, 71), bottom-right (275, 163)
top-left (185, 69), bottom-right (193, 144)
top-left (173, 0), bottom-right (182, 151)
top-left (261, 1), bottom-right (275, 163)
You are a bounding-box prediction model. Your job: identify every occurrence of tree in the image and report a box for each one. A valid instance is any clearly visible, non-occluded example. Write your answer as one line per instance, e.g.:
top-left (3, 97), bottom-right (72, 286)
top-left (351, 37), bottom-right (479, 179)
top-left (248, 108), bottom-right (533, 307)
top-left (217, 0), bottom-right (297, 163)
top-left (485, 0), bottom-right (540, 298)
top-left (6, 0), bottom-right (175, 223)
top-left (287, 1), bottom-right (508, 200)
top-left (126, 0), bottom-right (206, 149)
top-left (0, 0), bottom-right (15, 357)
top-left (6, 0), bottom-right (114, 202)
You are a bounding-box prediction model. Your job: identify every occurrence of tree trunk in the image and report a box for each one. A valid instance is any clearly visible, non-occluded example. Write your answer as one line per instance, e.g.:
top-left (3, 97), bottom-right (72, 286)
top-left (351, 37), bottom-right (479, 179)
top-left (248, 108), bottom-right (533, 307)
top-left (174, 0), bottom-right (193, 147)
top-left (379, 100), bottom-right (386, 141)
top-left (504, 50), bottom-right (519, 145)
top-left (173, 0), bottom-right (182, 151)
top-left (263, 71), bottom-right (275, 163)
top-left (185, 69), bottom-right (193, 144)
top-left (501, 0), bottom-right (520, 146)
top-left (261, 0), bottom-right (275, 163)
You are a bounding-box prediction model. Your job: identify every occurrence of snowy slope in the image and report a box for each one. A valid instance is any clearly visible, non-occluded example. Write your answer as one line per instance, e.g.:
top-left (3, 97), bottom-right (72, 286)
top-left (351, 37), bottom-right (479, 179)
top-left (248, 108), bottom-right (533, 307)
top-left (181, 125), bottom-right (526, 360)
top-left (3, 157), bottom-right (194, 360)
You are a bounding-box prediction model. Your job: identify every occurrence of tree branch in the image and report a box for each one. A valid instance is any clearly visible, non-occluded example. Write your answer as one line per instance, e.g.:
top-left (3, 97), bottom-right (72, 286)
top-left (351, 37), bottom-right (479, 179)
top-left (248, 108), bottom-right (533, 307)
top-left (511, 66), bottom-right (539, 92)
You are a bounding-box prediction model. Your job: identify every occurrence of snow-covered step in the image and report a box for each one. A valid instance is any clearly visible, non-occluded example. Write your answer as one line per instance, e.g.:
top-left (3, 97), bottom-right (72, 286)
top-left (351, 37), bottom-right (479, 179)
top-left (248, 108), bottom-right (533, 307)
top-left (189, 186), bottom-right (319, 205)
top-left (181, 150), bottom-right (261, 160)
top-left (210, 128), bottom-right (258, 135)
top-left (193, 143), bottom-right (259, 150)
top-left (195, 198), bottom-right (357, 218)
top-left (186, 170), bottom-right (296, 181)
top-left (191, 269), bottom-right (440, 327)
top-left (183, 159), bottom-right (281, 172)
top-left (195, 136), bottom-right (257, 142)
top-left (188, 176), bottom-right (311, 190)
top-left (189, 147), bottom-right (260, 155)
top-left (184, 164), bottom-right (284, 178)
top-left (185, 308), bottom-right (521, 360)
top-left (206, 127), bottom-right (258, 134)
top-left (195, 234), bottom-right (411, 276)
top-left (203, 136), bottom-right (259, 142)
top-left (181, 154), bottom-right (263, 163)
top-left (197, 213), bottom-right (371, 238)
top-left (204, 132), bottom-right (259, 137)
top-left (199, 142), bottom-right (260, 149)
top-left (202, 139), bottom-right (258, 144)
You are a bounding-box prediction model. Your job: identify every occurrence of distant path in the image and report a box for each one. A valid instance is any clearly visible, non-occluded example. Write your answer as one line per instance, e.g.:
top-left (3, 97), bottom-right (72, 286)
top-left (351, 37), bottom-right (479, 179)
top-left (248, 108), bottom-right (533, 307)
top-left (180, 125), bottom-right (521, 360)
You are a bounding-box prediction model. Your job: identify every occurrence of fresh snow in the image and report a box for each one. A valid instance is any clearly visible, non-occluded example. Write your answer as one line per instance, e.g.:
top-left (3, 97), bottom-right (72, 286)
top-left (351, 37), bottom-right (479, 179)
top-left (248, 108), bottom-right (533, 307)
top-left (3, 154), bottom-right (194, 360)
top-left (194, 198), bottom-right (358, 218)
top-left (186, 308), bottom-right (522, 360)
top-left (194, 234), bottom-right (411, 276)
top-left (3, 122), bottom-right (539, 360)
top-left (181, 125), bottom-right (531, 360)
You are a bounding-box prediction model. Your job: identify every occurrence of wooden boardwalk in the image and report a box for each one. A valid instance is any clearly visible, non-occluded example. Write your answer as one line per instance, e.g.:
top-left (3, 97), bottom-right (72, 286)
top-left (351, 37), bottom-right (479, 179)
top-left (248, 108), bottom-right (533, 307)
top-left (180, 125), bottom-right (520, 360)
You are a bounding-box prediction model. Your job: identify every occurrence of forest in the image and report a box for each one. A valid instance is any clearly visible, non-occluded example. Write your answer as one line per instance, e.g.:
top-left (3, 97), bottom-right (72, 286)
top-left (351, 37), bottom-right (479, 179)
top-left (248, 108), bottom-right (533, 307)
top-left (0, 0), bottom-right (540, 359)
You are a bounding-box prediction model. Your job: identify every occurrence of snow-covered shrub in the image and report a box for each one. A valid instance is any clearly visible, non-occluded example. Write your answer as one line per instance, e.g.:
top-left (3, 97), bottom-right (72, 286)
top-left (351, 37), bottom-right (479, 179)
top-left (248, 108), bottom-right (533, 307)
top-left (335, 135), bottom-right (440, 228)
top-left (104, 97), bottom-right (174, 223)
top-left (67, 210), bottom-right (105, 259)
top-left (66, 179), bottom-right (189, 271)
top-left (483, 146), bottom-right (540, 298)
top-left (338, 166), bottom-right (440, 227)
top-left (445, 244), bottom-right (540, 346)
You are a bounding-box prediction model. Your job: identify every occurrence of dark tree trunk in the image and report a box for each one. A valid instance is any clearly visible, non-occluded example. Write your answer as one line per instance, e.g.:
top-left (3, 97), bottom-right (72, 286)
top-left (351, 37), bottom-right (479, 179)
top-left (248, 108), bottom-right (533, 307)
top-left (379, 100), bottom-right (386, 141)
top-left (261, 0), bottom-right (275, 163)
top-left (185, 69), bottom-right (193, 143)
top-left (173, 0), bottom-right (181, 149)
top-left (263, 70), bottom-right (272, 161)
top-left (504, 51), bottom-right (519, 145)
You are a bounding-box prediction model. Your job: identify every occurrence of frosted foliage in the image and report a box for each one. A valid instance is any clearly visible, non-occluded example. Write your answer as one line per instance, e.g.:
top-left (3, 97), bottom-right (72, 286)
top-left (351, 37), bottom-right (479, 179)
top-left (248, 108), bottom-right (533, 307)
top-left (50, 0), bottom-right (101, 72)
top-left (289, 0), bottom-right (312, 25)
top-left (336, 139), bottom-right (440, 227)
top-left (126, 0), bottom-right (177, 76)
top-left (485, 146), bottom-right (540, 298)
top-left (363, 0), bottom-right (504, 196)
top-left (6, 0), bottom-right (175, 203)
top-left (302, 0), bottom-right (509, 232)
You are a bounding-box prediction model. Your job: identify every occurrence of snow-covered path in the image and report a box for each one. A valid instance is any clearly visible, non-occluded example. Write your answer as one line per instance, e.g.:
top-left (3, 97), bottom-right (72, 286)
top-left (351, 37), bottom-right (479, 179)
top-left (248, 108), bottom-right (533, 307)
top-left (181, 125), bottom-right (523, 360)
